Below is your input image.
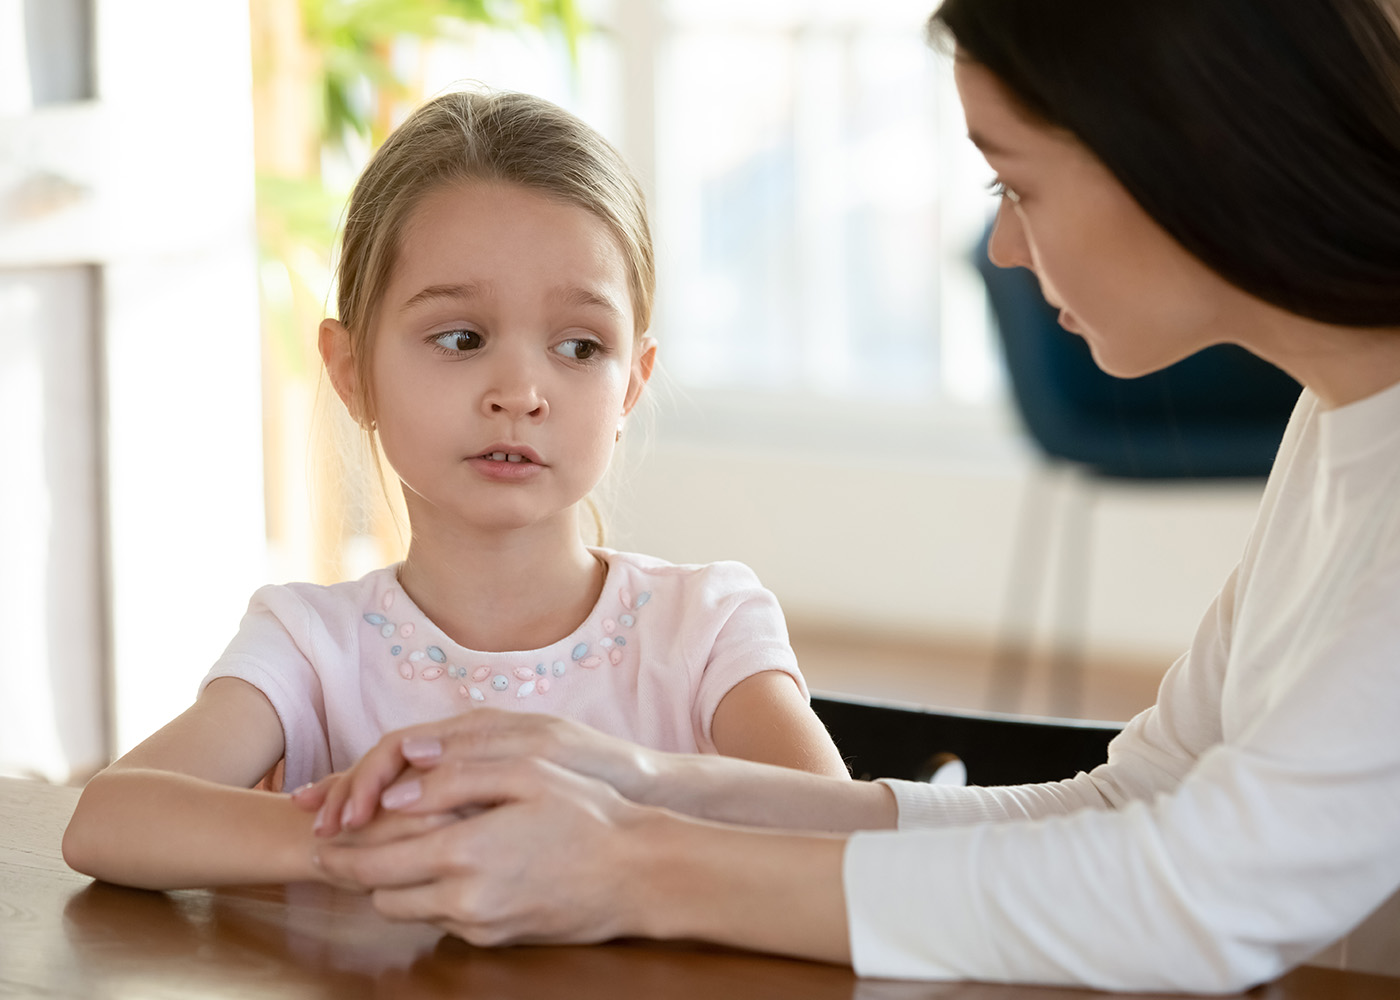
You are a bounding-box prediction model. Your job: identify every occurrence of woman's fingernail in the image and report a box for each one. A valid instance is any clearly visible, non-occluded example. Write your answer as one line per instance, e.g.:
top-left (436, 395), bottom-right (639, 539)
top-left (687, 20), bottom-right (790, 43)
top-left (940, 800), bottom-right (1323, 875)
top-left (291, 782), bottom-right (315, 797)
top-left (341, 801), bottom-right (355, 828)
top-left (381, 779), bottom-right (422, 810)
top-left (402, 736), bottom-right (442, 761)
top-left (314, 804), bottom-right (329, 833)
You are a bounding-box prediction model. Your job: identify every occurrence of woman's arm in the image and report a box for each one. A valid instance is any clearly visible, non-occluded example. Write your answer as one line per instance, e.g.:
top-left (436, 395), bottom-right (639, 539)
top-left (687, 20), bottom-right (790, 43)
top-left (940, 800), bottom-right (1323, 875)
top-left (62, 678), bottom-right (324, 889)
top-left (305, 709), bottom-right (897, 839)
top-left (709, 670), bottom-right (850, 777)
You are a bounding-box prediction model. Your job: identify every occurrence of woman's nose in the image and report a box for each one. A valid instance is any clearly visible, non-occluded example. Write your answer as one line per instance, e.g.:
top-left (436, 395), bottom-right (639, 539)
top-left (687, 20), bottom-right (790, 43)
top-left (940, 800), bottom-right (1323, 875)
top-left (986, 199), bottom-right (1031, 270)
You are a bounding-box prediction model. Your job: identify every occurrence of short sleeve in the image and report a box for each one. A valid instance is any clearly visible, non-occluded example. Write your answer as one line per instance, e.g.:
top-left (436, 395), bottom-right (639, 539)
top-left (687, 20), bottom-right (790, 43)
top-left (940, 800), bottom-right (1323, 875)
top-left (201, 585), bottom-right (334, 789)
top-left (686, 562), bottom-right (809, 750)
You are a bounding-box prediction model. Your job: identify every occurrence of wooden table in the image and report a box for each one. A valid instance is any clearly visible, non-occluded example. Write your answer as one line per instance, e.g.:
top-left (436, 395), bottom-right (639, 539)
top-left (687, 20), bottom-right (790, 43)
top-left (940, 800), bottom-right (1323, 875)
top-left (3, 777), bottom-right (1397, 999)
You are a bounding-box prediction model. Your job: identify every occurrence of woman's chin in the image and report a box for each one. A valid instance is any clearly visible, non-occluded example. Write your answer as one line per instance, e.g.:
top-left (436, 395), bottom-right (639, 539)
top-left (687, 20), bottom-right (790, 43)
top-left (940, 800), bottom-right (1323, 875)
top-left (1081, 337), bottom-right (1170, 381)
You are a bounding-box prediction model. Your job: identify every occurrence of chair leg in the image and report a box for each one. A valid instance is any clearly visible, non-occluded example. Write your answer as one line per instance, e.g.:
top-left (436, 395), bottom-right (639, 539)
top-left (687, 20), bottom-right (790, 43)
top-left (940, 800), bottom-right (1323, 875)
top-left (1048, 468), bottom-right (1094, 718)
top-left (987, 462), bottom-right (1059, 713)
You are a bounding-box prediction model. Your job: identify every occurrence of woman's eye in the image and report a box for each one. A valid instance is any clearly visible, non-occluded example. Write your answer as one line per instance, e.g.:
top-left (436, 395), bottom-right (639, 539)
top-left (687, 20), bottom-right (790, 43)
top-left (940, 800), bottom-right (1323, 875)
top-left (986, 177), bottom-right (1021, 203)
top-left (556, 338), bottom-right (602, 361)
top-left (433, 330), bottom-right (482, 353)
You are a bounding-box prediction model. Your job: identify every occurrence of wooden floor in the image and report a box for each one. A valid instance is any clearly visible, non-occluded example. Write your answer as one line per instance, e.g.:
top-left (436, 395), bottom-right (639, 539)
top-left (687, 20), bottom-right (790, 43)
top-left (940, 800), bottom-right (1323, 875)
top-left (789, 622), bottom-right (1167, 725)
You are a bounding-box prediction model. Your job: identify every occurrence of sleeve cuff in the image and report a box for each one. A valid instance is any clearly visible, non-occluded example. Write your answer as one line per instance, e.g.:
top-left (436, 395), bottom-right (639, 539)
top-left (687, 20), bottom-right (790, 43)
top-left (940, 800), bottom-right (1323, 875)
top-left (878, 778), bottom-right (1017, 830)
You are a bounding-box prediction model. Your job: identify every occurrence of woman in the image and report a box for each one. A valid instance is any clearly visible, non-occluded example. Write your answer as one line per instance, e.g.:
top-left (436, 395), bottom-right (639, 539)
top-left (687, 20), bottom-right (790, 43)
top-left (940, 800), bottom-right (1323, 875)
top-left (299, 0), bottom-right (1400, 990)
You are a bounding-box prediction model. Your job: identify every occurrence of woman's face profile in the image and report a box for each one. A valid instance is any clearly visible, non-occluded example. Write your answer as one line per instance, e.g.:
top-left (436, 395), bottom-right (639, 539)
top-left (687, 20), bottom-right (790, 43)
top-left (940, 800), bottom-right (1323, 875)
top-left (953, 57), bottom-right (1246, 379)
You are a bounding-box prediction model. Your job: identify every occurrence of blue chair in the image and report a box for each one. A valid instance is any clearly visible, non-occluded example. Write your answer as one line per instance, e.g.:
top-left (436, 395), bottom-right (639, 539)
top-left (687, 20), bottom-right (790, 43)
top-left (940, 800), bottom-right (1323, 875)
top-left (973, 225), bottom-right (1299, 716)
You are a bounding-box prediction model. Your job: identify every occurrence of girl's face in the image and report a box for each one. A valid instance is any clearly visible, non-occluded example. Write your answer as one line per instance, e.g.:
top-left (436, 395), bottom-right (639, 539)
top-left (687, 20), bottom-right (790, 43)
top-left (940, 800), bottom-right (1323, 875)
top-left (354, 180), bottom-right (654, 538)
top-left (954, 59), bottom-right (1244, 378)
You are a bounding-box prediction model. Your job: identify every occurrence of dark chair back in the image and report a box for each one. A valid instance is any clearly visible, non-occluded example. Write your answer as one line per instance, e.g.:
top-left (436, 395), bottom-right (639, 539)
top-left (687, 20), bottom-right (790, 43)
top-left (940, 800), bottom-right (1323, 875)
top-left (811, 694), bottom-right (1120, 785)
top-left (974, 226), bottom-right (1300, 479)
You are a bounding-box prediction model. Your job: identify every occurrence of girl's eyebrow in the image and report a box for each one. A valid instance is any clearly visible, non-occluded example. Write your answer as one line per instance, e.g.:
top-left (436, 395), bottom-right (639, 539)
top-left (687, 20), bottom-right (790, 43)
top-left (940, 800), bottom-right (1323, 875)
top-left (399, 282), bottom-right (489, 312)
top-left (398, 282), bottom-right (625, 321)
top-left (548, 285), bottom-right (626, 320)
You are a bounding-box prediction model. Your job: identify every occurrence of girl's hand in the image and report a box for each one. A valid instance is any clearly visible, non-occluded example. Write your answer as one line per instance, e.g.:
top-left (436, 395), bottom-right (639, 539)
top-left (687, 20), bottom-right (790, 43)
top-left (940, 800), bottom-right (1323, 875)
top-left (301, 709), bottom-right (666, 839)
top-left (289, 771), bottom-right (377, 836)
top-left (312, 805), bottom-right (464, 893)
top-left (313, 756), bottom-right (656, 945)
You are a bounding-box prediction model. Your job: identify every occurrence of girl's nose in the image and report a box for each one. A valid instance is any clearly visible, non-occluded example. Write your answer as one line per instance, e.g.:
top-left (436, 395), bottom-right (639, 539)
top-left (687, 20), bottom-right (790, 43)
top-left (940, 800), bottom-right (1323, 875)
top-left (986, 198), bottom-right (1031, 270)
top-left (482, 356), bottom-right (549, 420)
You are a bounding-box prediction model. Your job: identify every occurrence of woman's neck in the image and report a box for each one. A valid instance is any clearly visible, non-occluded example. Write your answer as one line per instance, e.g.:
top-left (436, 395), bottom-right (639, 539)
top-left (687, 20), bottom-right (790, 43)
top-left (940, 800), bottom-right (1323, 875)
top-left (1232, 299), bottom-right (1400, 410)
top-left (396, 513), bottom-right (606, 653)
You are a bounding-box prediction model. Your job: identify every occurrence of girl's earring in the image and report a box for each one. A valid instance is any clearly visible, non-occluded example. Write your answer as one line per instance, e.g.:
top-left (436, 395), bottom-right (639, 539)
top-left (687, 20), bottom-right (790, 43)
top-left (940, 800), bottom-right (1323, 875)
top-left (615, 423), bottom-right (624, 442)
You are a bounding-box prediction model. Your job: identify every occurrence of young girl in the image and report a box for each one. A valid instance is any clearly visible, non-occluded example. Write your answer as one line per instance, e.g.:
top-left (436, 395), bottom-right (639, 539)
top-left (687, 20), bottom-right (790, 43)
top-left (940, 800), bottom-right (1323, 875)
top-left (62, 89), bottom-right (848, 890)
top-left (306, 0), bottom-right (1400, 992)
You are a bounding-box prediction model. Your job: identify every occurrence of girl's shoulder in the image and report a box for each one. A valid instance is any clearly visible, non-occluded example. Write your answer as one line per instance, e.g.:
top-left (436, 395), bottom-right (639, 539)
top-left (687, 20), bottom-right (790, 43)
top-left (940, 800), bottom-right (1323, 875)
top-left (241, 564), bottom-right (402, 635)
top-left (595, 549), bottom-right (772, 606)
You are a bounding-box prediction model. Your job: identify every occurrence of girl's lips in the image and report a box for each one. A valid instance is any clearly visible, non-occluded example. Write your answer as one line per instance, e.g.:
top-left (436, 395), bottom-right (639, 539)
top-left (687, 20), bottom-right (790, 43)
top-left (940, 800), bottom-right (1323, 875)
top-left (467, 454), bottom-right (545, 482)
top-left (473, 445), bottom-right (544, 465)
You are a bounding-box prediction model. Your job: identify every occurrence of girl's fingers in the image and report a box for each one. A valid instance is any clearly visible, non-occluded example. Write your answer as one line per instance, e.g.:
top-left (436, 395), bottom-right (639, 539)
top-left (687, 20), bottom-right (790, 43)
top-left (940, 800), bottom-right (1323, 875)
top-left (312, 773), bottom-right (353, 837)
top-left (317, 813), bottom-right (468, 889)
top-left (332, 808), bottom-right (458, 848)
top-left (318, 760), bottom-right (543, 886)
top-left (332, 751), bottom-right (409, 834)
top-left (289, 774), bottom-right (333, 811)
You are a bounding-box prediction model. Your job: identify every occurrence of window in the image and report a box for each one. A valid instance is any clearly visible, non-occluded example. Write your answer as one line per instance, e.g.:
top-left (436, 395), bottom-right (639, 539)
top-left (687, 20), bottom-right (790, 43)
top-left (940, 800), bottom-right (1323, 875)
top-left (650, 0), bottom-right (1001, 410)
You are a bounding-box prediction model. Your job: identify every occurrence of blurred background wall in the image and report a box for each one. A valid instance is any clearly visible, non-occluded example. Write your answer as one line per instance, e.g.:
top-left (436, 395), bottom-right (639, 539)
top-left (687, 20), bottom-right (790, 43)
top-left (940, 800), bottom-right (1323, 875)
top-left (0, 0), bottom-right (1264, 783)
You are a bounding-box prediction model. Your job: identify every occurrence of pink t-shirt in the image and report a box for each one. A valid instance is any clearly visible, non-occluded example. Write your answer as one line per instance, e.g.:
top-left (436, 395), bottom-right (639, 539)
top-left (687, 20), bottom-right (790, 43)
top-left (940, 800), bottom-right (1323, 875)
top-left (201, 548), bottom-right (809, 790)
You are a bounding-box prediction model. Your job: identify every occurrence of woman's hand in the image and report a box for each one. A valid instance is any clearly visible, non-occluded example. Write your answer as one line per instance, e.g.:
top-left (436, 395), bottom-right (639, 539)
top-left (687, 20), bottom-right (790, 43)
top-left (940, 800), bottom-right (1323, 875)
top-left (314, 751), bottom-right (855, 964)
top-left (312, 755), bottom-right (657, 946)
top-left (292, 709), bottom-right (666, 838)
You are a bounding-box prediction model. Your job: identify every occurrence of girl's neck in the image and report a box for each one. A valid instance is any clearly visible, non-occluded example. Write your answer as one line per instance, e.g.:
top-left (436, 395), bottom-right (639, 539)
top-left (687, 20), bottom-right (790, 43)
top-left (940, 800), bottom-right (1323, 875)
top-left (396, 516), bottom-right (606, 653)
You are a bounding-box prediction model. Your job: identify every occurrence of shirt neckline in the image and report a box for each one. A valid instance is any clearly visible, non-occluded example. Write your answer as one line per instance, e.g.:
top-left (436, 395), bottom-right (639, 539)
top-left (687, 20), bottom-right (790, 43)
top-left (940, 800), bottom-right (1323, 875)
top-left (382, 547), bottom-right (620, 659)
top-left (1317, 377), bottom-right (1400, 468)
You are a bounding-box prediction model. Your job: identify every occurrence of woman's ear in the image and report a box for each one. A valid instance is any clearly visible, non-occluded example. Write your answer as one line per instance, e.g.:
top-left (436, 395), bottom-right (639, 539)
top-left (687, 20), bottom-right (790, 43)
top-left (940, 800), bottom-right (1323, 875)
top-left (319, 318), bottom-right (365, 424)
top-left (622, 336), bottom-right (658, 416)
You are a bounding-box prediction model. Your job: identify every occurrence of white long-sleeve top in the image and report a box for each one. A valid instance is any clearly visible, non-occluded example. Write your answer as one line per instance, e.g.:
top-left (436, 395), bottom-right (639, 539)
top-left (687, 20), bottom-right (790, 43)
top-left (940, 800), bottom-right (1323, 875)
top-left (843, 380), bottom-right (1400, 993)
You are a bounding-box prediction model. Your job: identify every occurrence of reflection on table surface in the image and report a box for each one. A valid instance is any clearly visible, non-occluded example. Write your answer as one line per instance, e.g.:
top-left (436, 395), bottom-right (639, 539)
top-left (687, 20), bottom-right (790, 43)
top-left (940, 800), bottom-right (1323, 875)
top-left (5, 776), bottom-right (1399, 1000)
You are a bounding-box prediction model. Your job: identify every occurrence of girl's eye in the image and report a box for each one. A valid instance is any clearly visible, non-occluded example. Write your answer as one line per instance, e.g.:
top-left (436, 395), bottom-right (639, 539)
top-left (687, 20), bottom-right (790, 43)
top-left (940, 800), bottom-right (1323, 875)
top-left (986, 177), bottom-right (1021, 204)
top-left (555, 338), bottom-right (603, 361)
top-left (433, 330), bottom-right (482, 353)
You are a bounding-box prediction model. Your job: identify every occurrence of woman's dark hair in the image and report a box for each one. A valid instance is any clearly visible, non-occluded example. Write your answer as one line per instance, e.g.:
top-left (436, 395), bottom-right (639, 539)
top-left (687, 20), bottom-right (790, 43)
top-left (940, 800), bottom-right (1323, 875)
top-left (930, 0), bottom-right (1400, 327)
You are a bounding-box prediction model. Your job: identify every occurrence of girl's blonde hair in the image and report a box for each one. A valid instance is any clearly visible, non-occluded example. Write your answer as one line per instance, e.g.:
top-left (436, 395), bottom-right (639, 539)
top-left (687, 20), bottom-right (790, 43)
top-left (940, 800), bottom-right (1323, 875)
top-left (334, 89), bottom-right (656, 426)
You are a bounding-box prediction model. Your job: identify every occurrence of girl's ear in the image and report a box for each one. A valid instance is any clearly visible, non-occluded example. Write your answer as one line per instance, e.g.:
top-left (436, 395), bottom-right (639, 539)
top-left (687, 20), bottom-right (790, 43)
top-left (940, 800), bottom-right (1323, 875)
top-left (622, 336), bottom-right (658, 416)
top-left (319, 318), bottom-right (365, 424)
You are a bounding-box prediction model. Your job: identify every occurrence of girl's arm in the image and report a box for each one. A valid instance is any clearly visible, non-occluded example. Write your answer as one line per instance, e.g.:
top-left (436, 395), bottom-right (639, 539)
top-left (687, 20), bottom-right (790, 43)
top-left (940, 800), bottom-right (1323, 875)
top-left (62, 677), bottom-right (323, 889)
top-left (709, 670), bottom-right (850, 777)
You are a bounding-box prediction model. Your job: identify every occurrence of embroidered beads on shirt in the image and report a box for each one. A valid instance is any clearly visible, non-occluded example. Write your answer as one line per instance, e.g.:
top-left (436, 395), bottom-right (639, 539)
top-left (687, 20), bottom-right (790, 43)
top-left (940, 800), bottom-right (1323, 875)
top-left (364, 584), bottom-right (651, 703)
